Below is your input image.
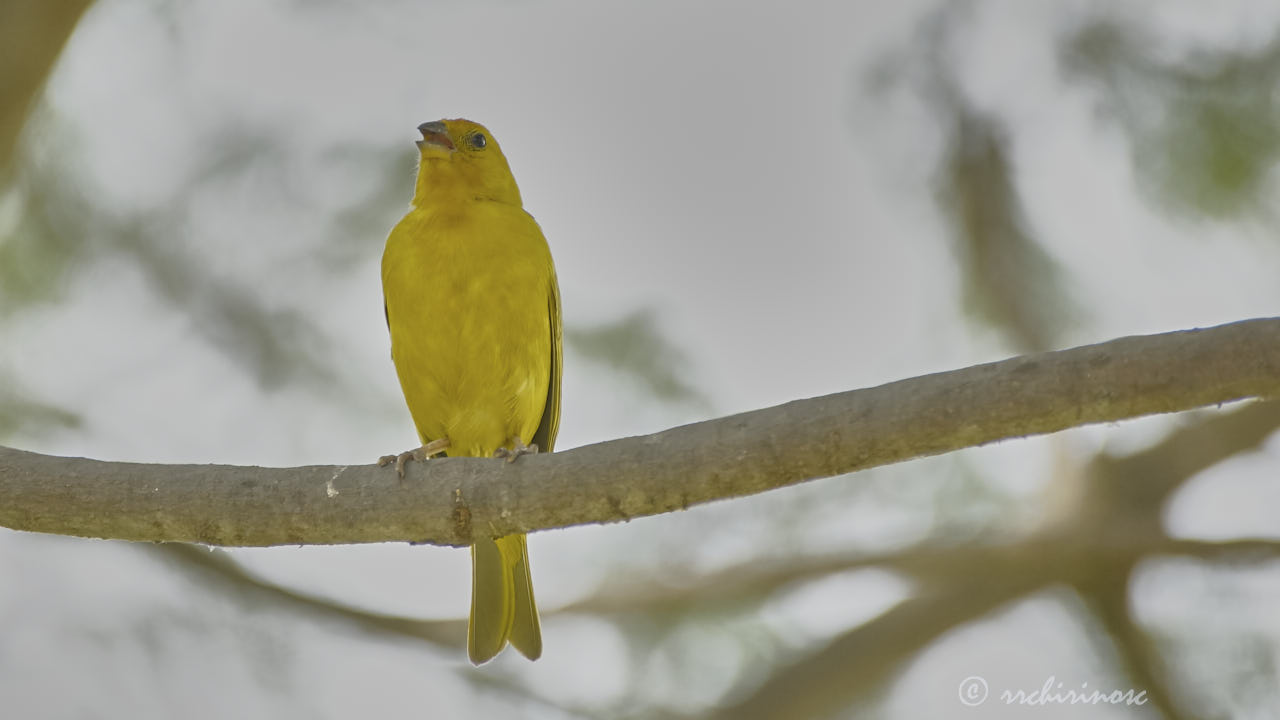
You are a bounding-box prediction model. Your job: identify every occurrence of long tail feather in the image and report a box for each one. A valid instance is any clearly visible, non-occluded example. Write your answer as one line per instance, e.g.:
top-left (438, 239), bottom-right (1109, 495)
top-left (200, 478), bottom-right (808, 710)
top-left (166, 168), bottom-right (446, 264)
top-left (504, 534), bottom-right (542, 660)
top-left (469, 533), bottom-right (541, 664)
top-left (468, 536), bottom-right (514, 664)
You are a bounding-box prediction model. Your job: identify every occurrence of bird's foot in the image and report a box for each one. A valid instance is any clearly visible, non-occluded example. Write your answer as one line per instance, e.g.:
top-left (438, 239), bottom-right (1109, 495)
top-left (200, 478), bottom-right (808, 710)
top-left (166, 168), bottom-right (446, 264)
top-left (378, 437), bottom-right (450, 478)
top-left (493, 436), bottom-right (538, 463)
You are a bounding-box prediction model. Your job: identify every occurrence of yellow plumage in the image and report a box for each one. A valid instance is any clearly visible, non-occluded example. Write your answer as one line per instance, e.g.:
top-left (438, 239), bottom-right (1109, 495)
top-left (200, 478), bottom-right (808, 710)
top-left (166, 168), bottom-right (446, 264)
top-left (381, 118), bottom-right (561, 664)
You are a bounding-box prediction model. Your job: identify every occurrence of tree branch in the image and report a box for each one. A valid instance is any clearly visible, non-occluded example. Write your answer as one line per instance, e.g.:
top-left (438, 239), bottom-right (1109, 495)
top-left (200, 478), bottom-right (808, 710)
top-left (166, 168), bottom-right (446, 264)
top-left (1, 317), bottom-right (1277, 547)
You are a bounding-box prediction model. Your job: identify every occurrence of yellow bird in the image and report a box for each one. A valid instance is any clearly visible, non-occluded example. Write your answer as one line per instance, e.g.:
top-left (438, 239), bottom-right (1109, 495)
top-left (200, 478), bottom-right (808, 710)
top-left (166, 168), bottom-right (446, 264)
top-left (380, 118), bottom-right (561, 664)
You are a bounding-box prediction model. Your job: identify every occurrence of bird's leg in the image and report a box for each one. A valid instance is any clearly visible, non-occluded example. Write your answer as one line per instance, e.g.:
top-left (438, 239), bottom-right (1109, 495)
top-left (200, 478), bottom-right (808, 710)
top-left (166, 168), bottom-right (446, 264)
top-left (493, 435), bottom-right (538, 463)
top-left (378, 437), bottom-right (450, 479)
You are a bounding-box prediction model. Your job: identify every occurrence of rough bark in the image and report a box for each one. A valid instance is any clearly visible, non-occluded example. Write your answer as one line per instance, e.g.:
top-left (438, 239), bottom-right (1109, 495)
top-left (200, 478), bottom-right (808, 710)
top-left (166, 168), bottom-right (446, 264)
top-left (1, 317), bottom-right (1277, 547)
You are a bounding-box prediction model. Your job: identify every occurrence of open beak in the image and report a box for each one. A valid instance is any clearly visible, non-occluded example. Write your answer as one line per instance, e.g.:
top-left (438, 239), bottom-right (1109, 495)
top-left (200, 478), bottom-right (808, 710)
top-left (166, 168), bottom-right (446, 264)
top-left (416, 121), bottom-right (455, 151)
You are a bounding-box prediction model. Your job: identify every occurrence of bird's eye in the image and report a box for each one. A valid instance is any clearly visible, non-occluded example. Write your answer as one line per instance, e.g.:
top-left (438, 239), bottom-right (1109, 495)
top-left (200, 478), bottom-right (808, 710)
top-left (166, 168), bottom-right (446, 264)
top-left (469, 133), bottom-right (487, 149)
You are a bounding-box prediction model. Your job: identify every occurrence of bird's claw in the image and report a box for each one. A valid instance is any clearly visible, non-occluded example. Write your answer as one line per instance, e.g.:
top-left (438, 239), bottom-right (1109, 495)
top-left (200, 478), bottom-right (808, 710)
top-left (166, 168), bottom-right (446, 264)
top-left (378, 437), bottom-right (450, 478)
top-left (493, 437), bottom-right (538, 463)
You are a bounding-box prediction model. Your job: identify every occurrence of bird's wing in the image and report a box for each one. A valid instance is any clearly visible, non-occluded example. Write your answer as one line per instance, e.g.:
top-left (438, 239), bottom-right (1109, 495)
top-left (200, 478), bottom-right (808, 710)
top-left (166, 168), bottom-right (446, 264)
top-left (530, 266), bottom-right (561, 454)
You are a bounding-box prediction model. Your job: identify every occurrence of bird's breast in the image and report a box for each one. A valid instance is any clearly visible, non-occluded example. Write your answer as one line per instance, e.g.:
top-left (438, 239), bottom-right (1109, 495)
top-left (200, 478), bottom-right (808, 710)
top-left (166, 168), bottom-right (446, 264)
top-left (383, 204), bottom-right (553, 457)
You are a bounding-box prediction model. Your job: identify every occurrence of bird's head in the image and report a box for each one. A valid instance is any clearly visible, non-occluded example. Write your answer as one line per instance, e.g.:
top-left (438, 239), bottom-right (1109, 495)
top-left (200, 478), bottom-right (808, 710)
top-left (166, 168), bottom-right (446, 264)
top-left (413, 118), bottom-right (522, 208)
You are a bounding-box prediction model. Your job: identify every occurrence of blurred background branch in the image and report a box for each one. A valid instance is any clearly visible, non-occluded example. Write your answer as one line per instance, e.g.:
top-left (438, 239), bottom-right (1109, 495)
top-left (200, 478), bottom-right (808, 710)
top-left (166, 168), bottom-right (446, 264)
top-left (0, 0), bottom-right (92, 178)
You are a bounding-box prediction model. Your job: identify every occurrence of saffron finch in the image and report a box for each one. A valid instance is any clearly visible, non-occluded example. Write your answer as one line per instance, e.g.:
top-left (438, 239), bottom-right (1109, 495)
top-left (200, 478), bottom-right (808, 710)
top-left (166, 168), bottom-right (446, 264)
top-left (380, 118), bottom-right (561, 664)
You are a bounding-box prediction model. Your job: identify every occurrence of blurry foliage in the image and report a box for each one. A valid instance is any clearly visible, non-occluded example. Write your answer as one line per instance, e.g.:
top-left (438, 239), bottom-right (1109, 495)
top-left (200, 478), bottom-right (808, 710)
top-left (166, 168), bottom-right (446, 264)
top-left (108, 124), bottom-right (341, 392)
top-left (0, 380), bottom-right (81, 437)
top-left (1, 26), bottom-right (698, 437)
top-left (2, 117), bottom-right (341, 394)
top-left (315, 142), bottom-right (417, 270)
top-left (1064, 20), bottom-right (1280, 222)
top-left (0, 109), bottom-right (95, 315)
top-left (871, 2), bottom-right (1078, 353)
top-left (566, 308), bottom-right (711, 411)
top-left (934, 108), bottom-right (1078, 352)
top-left (847, 4), bottom-right (1280, 719)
